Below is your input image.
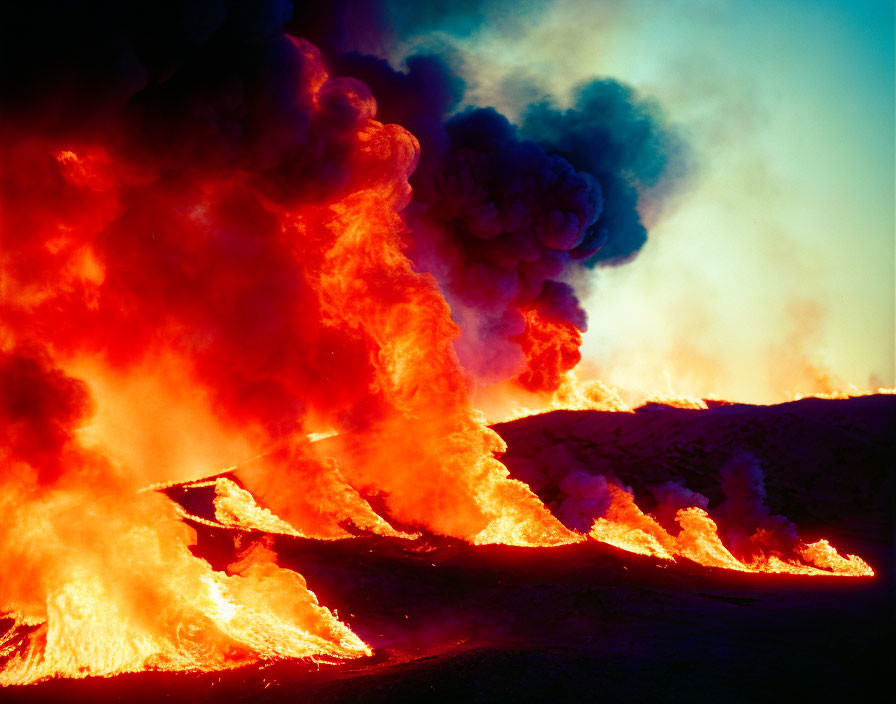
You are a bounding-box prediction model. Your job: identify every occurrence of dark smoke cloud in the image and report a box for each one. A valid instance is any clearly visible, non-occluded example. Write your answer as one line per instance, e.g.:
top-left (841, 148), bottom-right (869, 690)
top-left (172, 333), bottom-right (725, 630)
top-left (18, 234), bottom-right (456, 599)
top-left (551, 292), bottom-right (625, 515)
top-left (521, 80), bottom-right (690, 263)
top-left (407, 107), bottom-right (600, 380)
top-left (502, 442), bottom-right (801, 559)
top-left (0, 348), bottom-right (94, 485)
top-left (317, 13), bottom-right (688, 386)
top-left (360, 1), bottom-right (689, 269)
top-left (403, 88), bottom-right (682, 383)
top-left (1, 0), bottom-right (687, 414)
top-left (1, 1), bottom-right (390, 443)
top-left (649, 480), bottom-right (709, 532)
top-left (715, 452), bottom-right (799, 558)
top-left (0, 1), bottom-right (379, 205)
top-left (331, 51), bottom-right (465, 188)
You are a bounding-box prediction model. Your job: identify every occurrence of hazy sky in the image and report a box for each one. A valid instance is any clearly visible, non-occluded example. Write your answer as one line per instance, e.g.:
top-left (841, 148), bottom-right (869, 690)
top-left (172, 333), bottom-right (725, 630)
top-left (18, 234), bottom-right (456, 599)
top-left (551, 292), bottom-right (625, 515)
top-left (391, 0), bottom-right (894, 402)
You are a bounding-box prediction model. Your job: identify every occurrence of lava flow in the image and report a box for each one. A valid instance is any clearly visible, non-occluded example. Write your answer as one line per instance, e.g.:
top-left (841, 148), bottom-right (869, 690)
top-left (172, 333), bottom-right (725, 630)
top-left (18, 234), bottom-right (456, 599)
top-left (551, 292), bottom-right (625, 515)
top-left (0, 2), bottom-right (880, 692)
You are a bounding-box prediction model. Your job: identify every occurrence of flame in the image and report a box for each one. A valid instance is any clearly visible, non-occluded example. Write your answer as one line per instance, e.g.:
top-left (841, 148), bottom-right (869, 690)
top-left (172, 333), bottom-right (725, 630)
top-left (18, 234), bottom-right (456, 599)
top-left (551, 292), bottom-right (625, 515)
top-left (487, 369), bottom-right (714, 424)
top-left (211, 478), bottom-right (306, 537)
top-left (795, 539), bottom-right (874, 575)
top-left (515, 310), bottom-right (583, 393)
top-left (1, 43), bottom-right (584, 685)
top-left (494, 371), bottom-right (632, 423)
top-left (0, 490), bottom-right (370, 686)
top-left (589, 485), bottom-right (676, 559)
top-left (486, 368), bottom-right (896, 425)
top-left (637, 370), bottom-right (710, 409)
top-left (0, 24), bottom-right (881, 689)
top-left (789, 387), bottom-right (896, 401)
top-left (589, 485), bottom-right (873, 576)
top-left (294, 180), bottom-right (580, 547)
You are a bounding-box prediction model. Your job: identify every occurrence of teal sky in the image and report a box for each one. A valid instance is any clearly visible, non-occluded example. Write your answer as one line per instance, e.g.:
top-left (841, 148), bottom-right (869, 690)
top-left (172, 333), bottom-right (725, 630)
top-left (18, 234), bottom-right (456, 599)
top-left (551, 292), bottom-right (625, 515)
top-left (391, 0), bottom-right (895, 401)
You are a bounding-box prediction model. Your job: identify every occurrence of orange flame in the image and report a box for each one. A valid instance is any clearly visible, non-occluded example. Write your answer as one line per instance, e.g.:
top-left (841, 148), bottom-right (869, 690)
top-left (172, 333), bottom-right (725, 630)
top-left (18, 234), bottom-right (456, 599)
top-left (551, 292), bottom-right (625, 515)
top-left (0, 29), bottom-right (880, 690)
top-left (0, 489), bottom-right (370, 686)
top-left (1, 48), bottom-right (582, 686)
top-left (789, 387), bottom-right (896, 401)
top-left (515, 310), bottom-right (583, 393)
top-left (484, 369), bottom-right (719, 425)
top-left (291, 174), bottom-right (580, 547)
top-left (589, 485), bottom-right (873, 577)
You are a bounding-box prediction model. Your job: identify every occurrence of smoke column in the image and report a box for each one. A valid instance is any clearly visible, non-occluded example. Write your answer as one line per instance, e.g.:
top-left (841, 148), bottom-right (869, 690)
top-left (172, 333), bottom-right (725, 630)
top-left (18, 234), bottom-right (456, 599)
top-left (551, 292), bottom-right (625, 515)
top-left (0, 0), bottom-right (605, 683)
top-left (320, 18), bottom-right (687, 392)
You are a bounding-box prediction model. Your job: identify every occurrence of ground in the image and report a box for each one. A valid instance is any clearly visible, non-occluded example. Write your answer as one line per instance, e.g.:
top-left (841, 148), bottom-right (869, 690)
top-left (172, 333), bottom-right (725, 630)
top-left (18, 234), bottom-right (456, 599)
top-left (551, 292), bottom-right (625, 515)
top-left (5, 395), bottom-right (893, 703)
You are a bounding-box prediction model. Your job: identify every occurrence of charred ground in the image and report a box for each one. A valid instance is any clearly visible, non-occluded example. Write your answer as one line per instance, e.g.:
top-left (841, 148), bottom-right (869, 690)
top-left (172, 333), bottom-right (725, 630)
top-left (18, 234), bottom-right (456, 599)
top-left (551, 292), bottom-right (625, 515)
top-left (5, 395), bottom-right (893, 703)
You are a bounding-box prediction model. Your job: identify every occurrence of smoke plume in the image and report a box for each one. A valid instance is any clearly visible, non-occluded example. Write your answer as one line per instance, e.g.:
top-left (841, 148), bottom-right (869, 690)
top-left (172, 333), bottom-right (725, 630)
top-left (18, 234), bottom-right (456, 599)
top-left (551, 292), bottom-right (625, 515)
top-left (327, 47), bottom-right (686, 390)
top-left (715, 452), bottom-right (800, 559)
top-left (0, 1), bottom-right (593, 681)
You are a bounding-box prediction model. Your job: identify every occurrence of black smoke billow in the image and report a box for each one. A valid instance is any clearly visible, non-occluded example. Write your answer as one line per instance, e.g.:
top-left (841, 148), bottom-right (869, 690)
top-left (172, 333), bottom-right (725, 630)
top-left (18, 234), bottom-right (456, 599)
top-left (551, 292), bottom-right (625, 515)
top-left (328, 44), bottom-right (686, 384)
top-left (1, 0), bottom-right (687, 390)
top-left (520, 79), bottom-right (688, 264)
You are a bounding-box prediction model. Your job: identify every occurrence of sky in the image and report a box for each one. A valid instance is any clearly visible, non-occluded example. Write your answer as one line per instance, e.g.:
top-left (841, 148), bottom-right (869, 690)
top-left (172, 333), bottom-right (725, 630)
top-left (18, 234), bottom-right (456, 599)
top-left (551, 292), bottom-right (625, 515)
top-left (387, 0), bottom-right (895, 402)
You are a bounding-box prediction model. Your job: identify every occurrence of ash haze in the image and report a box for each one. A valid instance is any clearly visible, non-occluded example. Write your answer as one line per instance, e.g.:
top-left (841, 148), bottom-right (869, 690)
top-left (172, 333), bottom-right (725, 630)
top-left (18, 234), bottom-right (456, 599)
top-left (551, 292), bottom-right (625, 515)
top-left (384, 0), bottom-right (895, 403)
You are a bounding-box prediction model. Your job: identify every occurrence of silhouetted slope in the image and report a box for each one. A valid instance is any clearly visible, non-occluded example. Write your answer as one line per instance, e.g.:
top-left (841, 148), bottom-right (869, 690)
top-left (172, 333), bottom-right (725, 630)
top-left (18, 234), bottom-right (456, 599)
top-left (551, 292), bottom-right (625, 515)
top-left (495, 395), bottom-right (895, 545)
